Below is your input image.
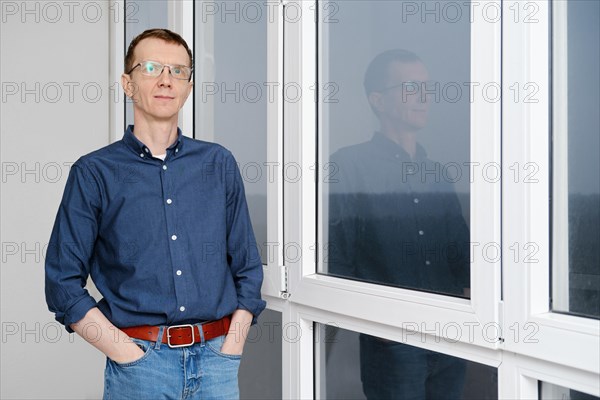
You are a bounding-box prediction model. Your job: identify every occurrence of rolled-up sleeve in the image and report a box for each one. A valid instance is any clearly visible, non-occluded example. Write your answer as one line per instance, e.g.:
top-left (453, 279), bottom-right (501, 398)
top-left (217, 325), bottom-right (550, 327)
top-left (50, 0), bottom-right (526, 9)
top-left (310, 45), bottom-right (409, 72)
top-left (224, 152), bottom-right (266, 324)
top-left (45, 160), bottom-right (101, 333)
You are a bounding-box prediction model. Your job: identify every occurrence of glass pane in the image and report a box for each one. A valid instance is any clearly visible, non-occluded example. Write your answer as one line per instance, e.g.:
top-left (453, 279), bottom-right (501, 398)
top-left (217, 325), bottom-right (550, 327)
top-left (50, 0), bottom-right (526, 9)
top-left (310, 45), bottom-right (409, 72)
top-left (124, 1), bottom-right (169, 127)
top-left (551, 0), bottom-right (600, 319)
top-left (318, 325), bottom-right (497, 399)
top-left (540, 382), bottom-right (599, 400)
top-left (195, 1), bottom-right (268, 264)
top-left (320, 0), bottom-right (471, 297)
top-left (239, 309), bottom-right (282, 400)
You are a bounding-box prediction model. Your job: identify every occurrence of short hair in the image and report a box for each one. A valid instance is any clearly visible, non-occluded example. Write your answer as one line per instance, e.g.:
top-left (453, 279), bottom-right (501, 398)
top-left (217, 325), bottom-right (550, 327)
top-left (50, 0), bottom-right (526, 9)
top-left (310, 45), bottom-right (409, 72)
top-left (363, 49), bottom-right (422, 95)
top-left (124, 28), bottom-right (193, 73)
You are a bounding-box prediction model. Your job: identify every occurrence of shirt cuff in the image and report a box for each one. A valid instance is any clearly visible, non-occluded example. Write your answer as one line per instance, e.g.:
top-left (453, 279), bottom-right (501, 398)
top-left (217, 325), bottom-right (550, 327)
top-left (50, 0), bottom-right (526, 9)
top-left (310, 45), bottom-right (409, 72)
top-left (237, 298), bottom-right (266, 326)
top-left (61, 295), bottom-right (98, 334)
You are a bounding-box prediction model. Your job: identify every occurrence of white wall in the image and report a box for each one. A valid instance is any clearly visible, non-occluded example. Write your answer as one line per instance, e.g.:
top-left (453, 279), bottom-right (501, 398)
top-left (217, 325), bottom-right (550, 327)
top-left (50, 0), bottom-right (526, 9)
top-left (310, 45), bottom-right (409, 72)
top-left (1, 1), bottom-right (109, 398)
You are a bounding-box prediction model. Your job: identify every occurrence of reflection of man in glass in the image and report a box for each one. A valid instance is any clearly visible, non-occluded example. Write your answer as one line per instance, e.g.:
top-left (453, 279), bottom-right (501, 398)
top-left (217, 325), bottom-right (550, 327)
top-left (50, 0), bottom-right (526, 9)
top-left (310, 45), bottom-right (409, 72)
top-left (328, 49), bottom-right (469, 398)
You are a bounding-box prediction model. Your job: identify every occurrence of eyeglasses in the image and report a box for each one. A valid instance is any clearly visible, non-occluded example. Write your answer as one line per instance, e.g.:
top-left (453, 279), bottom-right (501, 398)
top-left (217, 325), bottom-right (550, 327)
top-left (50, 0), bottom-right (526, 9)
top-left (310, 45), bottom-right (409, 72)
top-left (127, 60), bottom-right (193, 81)
top-left (382, 80), bottom-right (436, 94)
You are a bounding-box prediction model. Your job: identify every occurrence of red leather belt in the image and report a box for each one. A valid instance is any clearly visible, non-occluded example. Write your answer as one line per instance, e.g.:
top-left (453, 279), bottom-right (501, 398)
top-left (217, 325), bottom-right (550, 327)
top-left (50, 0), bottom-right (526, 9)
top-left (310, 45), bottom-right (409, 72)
top-left (121, 316), bottom-right (231, 348)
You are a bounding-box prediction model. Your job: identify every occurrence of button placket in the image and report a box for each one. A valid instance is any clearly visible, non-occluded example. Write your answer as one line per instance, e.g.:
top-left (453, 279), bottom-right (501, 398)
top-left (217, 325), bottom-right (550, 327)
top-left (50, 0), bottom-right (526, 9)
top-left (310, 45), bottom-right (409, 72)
top-left (160, 161), bottom-right (187, 317)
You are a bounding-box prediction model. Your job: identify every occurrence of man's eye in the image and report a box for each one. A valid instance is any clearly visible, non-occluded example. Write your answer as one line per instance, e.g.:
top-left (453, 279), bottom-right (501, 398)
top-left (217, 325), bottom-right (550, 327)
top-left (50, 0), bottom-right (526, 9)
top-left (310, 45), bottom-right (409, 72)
top-left (172, 67), bottom-right (182, 75)
top-left (145, 64), bottom-right (155, 73)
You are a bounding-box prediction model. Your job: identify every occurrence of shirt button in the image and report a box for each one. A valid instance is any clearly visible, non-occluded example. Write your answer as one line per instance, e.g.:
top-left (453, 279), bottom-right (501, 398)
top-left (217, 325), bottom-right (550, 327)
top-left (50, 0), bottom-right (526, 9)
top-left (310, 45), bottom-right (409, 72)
top-left (176, 270), bottom-right (182, 276)
top-left (175, 148), bottom-right (179, 153)
top-left (140, 153), bottom-right (144, 158)
top-left (419, 230), bottom-right (424, 236)
top-left (144, 148), bottom-right (149, 153)
top-left (179, 306), bottom-right (185, 312)
top-left (162, 165), bottom-right (167, 170)
top-left (171, 234), bottom-right (177, 240)
top-left (425, 260), bottom-right (431, 265)
top-left (166, 198), bottom-right (173, 204)
top-left (413, 198), bottom-right (420, 204)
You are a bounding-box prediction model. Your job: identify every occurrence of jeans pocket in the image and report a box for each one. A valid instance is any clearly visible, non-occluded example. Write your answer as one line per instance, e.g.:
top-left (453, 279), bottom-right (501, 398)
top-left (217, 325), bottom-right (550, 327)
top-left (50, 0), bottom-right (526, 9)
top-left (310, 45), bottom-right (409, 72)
top-left (109, 338), bottom-right (154, 368)
top-left (206, 335), bottom-right (243, 360)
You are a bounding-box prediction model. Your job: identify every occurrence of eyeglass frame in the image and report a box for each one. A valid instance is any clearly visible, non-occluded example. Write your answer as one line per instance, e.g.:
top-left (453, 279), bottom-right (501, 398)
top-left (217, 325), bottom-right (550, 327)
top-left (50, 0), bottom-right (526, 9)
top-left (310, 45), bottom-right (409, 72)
top-left (380, 80), bottom-right (437, 93)
top-left (126, 60), bottom-right (194, 82)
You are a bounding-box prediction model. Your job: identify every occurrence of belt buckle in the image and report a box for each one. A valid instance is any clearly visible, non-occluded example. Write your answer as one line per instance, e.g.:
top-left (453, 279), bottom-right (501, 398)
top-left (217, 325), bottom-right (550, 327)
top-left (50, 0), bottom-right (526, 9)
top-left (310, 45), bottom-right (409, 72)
top-left (166, 324), bottom-right (195, 348)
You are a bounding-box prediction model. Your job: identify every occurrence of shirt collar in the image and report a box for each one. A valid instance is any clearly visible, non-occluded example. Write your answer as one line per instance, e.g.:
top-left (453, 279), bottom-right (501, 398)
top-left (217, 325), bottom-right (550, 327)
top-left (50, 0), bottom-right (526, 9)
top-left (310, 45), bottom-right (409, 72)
top-left (371, 131), bottom-right (428, 161)
top-left (122, 125), bottom-right (184, 158)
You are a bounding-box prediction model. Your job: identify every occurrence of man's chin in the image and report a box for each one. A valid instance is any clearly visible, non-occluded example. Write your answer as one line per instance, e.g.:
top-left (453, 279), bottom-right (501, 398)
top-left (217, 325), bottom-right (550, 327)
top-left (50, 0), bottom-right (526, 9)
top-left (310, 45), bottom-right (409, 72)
top-left (149, 108), bottom-right (180, 121)
top-left (409, 117), bottom-right (428, 130)
top-left (404, 121), bottom-right (428, 131)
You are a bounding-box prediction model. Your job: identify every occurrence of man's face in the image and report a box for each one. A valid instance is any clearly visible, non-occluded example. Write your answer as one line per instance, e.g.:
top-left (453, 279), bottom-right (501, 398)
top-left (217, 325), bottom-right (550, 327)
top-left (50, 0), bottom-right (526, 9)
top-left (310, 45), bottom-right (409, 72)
top-left (121, 38), bottom-right (193, 122)
top-left (370, 61), bottom-right (430, 131)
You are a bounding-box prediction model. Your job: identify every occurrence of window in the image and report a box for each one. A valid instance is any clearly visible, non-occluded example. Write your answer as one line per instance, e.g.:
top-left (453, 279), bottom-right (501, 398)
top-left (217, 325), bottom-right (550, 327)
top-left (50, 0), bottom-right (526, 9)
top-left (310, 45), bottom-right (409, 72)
top-left (551, 0), bottom-right (600, 319)
top-left (540, 382), bottom-right (599, 400)
top-left (318, 324), bottom-right (497, 399)
top-left (318, 0), bottom-right (472, 298)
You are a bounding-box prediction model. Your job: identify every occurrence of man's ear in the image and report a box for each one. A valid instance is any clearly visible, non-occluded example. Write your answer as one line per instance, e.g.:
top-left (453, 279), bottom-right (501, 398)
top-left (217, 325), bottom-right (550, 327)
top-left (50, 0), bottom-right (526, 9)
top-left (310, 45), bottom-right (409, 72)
top-left (183, 80), bottom-right (194, 101)
top-left (121, 74), bottom-right (136, 99)
top-left (368, 92), bottom-right (385, 114)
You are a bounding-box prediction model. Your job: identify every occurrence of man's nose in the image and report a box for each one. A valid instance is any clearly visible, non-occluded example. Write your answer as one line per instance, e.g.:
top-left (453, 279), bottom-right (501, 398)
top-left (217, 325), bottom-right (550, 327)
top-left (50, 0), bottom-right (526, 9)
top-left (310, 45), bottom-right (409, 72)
top-left (158, 66), bottom-right (173, 87)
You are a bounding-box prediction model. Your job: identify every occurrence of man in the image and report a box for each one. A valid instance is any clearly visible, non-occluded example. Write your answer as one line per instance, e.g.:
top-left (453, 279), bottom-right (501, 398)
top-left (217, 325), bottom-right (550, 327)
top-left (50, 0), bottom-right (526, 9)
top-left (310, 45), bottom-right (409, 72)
top-left (45, 29), bottom-right (265, 400)
top-left (328, 49), bottom-right (470, 398)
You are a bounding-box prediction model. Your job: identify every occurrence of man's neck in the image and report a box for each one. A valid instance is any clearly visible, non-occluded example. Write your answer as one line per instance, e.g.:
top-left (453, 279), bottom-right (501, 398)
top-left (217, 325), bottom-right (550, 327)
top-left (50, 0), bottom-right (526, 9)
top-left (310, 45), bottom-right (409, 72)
top-left (132, 117), bottom-right (179, 156)
top-left (380, 123), bottom-right (418, 160)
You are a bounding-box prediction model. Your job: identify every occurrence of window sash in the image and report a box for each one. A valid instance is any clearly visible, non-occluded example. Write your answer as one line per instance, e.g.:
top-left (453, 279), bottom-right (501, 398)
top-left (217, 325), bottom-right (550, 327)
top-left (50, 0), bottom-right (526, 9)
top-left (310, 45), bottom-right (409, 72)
top-left (285, 0), bottom-right (502, 349)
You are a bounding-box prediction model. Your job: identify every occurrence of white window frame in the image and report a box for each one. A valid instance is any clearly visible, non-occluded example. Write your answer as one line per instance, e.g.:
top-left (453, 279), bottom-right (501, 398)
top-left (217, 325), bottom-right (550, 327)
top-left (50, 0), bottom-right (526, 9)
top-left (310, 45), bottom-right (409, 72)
top-left (304, 307), bottom-right (503, 399)
top-left (192, 1), bottom-right (284, 298)
top-left (196, 2), bottom-right (287, 302)
top-left (499, 351), bottom-right (600, 398)
top-left (550, 0), bottom-right (569, 312)
top-left (264, 0), bottom-right (286, 299)
top-left (502, 0), bottom-right (600, 375)
top-left (194, 1), bottom-right (215, 141)
top-left (284, 0), bottom-right (503, 351)
top-left (109, 0), bottom-right (125, 144)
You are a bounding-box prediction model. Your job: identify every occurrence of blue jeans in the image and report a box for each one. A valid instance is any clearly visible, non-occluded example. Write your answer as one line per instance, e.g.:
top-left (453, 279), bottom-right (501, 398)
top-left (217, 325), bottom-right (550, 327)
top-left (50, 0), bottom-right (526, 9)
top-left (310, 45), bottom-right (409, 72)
top-left (359, 334), bottom-right (466, 400)
top-left (103, 326), bottom-right (241, 400)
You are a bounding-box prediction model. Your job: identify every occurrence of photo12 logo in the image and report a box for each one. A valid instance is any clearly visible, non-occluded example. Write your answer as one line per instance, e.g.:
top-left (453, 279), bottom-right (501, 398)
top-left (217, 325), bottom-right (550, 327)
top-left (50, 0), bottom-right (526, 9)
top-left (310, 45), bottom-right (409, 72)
top-left (1, 2), bottom-right (140, 24)
top-left (398, 1), bottom-right (539, 24)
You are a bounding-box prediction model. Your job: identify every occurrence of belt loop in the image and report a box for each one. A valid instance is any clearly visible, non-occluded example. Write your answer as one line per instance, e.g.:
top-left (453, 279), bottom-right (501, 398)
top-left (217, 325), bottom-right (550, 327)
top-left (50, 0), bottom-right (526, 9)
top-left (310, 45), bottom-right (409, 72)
top-left (197, 322), bottom-right (206, 346)
top-left (154, 326), bottom-right (165, 350)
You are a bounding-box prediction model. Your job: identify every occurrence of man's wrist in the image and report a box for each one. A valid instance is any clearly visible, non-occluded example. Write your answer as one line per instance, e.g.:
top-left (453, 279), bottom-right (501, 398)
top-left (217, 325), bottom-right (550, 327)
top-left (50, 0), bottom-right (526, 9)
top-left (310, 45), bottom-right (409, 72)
top-left (221, 309), bottom-right (253, 354)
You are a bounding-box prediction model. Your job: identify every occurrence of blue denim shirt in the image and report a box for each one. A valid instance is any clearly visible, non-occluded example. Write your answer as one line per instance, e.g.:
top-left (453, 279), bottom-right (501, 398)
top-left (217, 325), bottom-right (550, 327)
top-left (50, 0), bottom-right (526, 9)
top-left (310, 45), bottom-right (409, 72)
top-left (45, 126), bottom-right (266, 333)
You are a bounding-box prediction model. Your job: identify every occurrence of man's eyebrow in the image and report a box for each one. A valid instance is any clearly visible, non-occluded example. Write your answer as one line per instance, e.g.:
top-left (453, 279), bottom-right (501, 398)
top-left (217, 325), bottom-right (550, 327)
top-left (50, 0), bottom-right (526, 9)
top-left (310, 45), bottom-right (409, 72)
top-left (131, 60), bottom-right (187, 70)
top-left (147, 59), bottom-right (192, 66)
